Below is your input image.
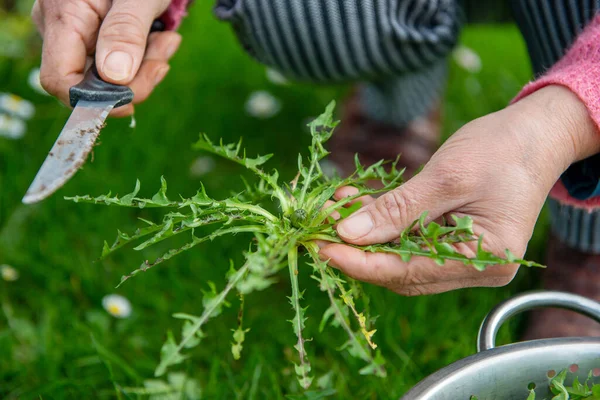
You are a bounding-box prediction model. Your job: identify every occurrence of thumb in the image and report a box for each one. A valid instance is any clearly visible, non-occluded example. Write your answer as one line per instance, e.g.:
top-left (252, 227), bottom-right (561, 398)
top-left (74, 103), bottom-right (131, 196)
top-left (95, 0), bottom-right (170, 84)
top-left (336, 170), bottom-right (462, 245)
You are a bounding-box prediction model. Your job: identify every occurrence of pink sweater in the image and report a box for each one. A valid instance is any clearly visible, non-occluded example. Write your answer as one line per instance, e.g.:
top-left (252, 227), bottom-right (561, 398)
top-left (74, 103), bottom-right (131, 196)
top-left (159, 0), bottom-right (192, 31)
top-left (513, 15), bottom-right (600, 209)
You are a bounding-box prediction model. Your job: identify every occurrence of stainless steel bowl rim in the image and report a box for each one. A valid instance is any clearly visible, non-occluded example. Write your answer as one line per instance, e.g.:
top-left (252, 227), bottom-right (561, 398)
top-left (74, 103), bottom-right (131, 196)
top-left (402, 337), bottom-right (600, 399)
top-left (401, 291), bottom-right (600, 400)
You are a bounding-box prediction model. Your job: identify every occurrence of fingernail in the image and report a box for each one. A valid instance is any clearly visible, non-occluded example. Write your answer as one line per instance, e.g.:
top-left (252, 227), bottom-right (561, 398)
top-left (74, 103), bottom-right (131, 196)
top-left (103, 51), bottom-right (133, 81)
top-left (154, 65), bottom-right (170, 86)
top-left (318, 250), bottom-right (329, 261)
top-left (166, 36), bottom-right (182, 59)
top-left (337, 212), bottom-right (373, 240)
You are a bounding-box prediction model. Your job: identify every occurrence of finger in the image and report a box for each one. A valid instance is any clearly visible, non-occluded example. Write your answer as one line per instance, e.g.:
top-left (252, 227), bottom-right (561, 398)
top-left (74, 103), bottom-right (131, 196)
top-left (335, 170), bottom-right (463, 245)
top-left (39, 1), bottom-right (111, 104)
top-left (110, 104), bottom-right (135, 118)
top-left (334, 186), bottom-right (375, 207)
top-left (96, 0), bottom-right (171, 84)
top-left (144, 31), bottom-right (182, 61)
top-left (319, 244), bottom-right (519, 295)
top-left (127, 32), bottom-right (181, 104)
top-left (320, 243), bottom-right (409, 285)
top-left (322, 200), bottom-right (341, 221)
top-left (106, 31), bottom-right (180, 117)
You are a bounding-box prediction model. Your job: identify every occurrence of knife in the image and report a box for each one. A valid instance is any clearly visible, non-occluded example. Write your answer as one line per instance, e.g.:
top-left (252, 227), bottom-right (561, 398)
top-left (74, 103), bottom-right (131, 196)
top-left (22, 20), bottom-right (165, 205)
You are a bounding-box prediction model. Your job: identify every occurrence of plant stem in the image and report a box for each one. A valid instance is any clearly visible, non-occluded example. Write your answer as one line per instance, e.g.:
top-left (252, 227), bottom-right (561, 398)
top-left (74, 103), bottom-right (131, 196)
top-left (299, 158), bottom-right (317, 207)
top-left (174, 262), bottom-right (249, 354)
top-left (287, 245), bottom-right (312, 389)
top-left (301, 234), bottom-right (343, 244)
top-left (224, 200), bottom-right (278, 222)
top-left (305, 244), bottom-right (375, 364)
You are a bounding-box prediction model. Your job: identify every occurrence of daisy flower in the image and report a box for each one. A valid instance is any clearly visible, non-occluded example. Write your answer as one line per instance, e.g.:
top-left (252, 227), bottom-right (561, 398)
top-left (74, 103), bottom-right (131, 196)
top-left (189, 156), bottom-right (216, 177)
top-left (0, 93), bottom-right (35, 120)
top-left (0, 114), bottom-right (26, 139)
top-left (453, 45), bottom-right (482, 74)
top-left (1, 264), bottom-right (19, 282)
top-left (102, 294), bottom-right (132, 319)
top-left (245, 91), bottom-right (281, 119)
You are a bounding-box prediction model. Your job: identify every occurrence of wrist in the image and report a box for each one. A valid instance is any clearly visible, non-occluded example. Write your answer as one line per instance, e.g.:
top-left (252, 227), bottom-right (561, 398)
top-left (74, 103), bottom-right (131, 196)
top-left (506, 85), bottom-right (600, 180)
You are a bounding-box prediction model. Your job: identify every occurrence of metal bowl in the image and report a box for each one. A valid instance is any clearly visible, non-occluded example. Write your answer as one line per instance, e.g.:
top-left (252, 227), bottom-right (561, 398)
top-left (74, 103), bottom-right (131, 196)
top-left (401, 291), bottom-right (600, 399)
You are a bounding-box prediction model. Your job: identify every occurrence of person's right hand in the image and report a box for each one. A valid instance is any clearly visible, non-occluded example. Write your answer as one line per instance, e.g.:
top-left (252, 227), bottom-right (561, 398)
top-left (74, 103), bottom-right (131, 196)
top-left (32, 0), bottom-right (181, 117)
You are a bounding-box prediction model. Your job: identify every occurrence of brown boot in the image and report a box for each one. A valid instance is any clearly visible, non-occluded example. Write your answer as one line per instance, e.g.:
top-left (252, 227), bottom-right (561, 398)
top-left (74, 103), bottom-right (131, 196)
top-left (328, 88), bottom-right (441, 180)
top-left (522, 233), bottom-right (600, 339)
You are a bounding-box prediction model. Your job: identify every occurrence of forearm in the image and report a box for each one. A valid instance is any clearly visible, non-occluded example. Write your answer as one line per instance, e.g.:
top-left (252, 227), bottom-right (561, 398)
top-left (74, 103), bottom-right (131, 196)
top-left (510, 13), bottom-right (600, 201)
top-left (486, 85), bottom-right (599, 198)
top-left (513, 85), bottom-right (600, 165)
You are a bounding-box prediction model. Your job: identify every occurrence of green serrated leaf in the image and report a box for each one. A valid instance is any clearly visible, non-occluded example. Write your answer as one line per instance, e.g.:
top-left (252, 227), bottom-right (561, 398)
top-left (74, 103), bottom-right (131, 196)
top-left (121, 179), bottom-right (141, 206)
top-left (338, 201), bottom-right (362, 219)
top-left (72, 102), bottom-right (543, 387)
top-left (155, 331), bottom-right (187, 377)
top-left (151, 176), bottom-right (170, 205)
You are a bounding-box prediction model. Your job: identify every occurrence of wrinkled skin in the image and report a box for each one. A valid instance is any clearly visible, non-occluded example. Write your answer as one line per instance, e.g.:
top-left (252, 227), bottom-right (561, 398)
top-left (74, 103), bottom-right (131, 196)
top-left (32, 0), bottom-right (181, 117)
top-left (320, 86), bottom-right (600, 296)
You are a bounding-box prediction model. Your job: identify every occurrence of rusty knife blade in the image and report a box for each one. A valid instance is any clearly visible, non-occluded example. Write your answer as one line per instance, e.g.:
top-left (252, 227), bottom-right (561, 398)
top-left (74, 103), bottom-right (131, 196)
top-left (22, 100), bottom-right (116, 204)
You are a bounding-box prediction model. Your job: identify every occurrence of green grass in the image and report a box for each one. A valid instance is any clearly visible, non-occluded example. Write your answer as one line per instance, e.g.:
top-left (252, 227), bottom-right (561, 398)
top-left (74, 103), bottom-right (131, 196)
top-left (0, 3), bottom-right (548, 399)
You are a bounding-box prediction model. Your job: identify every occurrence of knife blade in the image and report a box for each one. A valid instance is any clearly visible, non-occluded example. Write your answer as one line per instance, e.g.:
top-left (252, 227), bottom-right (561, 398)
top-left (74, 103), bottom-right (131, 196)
top-left (22, 99), bottom-right (116, 204)
top-left (22, 20), bottom-right (166, 205)
top-left (22, 65), bottom-right (132, 205)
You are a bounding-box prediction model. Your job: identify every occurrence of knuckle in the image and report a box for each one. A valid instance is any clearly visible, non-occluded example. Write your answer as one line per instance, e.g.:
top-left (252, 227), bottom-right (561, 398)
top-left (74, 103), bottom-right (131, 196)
top-left (374, 191), bottom-right (414, 231)
top-left (376, 261), bottom-right (421, 293)
top-left (367, 262), bottom-right (387, 285)
top-left (52, 1), bottom-right (101, 35)
top-left (101, 12), bottom-right (148, 48)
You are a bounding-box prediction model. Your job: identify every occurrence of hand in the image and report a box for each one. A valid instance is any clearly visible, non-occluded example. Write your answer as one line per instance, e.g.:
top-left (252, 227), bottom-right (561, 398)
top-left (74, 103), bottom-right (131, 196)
top-left (32, 0), bottom-right (181, 117)
top-left (320, 85), bottom-right (600, 296)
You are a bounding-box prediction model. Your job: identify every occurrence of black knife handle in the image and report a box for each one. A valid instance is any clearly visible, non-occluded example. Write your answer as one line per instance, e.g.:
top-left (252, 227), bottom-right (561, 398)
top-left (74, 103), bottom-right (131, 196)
top-left (69, 19), bottom-right (166, 109)
top-left (69, 64), bottom-right (134, 108)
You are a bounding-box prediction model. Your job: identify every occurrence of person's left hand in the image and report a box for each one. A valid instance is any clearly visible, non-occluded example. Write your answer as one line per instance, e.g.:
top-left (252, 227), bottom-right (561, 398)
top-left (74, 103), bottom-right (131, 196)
top-left (319, 85), bottom-right (600, 296)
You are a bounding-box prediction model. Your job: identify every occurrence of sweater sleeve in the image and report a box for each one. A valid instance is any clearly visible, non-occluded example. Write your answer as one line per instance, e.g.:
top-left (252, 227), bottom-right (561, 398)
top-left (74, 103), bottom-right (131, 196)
top-left (159, 0), bottom-right (194, 31)
top-left (512, 14), bottom-right (600, 209)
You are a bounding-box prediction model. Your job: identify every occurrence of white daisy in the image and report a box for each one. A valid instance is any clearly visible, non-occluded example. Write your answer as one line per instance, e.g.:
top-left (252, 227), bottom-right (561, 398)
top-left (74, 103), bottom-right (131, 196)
top-left (0, 114), bottom-right (26, 139)
top-left (0, 93), bottom-right (35, 120)
top-left (453, 45), bottom-right (482, 74)
top-left (266, 68), bottom-right (289, 85)
top-left (1, 264), bottom-right (19, 282)
top-left (189, 156), bottom-right (216, 177)
top-left (245, 91), bottom-right (281, 119)
top-left (102, 294), bottom-right (132, 319)
top-left (28, 68), bottom-right (49, 96)
top-left (129, 115), bottom-right (136, 129)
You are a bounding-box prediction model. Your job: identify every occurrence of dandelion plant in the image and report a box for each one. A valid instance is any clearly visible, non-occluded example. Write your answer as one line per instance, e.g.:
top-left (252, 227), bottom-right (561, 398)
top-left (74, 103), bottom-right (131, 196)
top-left (68, 102), bottom-right (542, 389)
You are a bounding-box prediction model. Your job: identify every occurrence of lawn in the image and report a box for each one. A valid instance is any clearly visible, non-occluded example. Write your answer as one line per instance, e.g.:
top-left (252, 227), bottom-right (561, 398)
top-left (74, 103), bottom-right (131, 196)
top-left (0, 2), bottom-right (549, 399)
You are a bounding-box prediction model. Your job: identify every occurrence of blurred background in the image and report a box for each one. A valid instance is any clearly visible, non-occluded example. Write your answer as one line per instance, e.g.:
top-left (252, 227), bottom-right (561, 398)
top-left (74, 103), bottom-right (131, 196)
top-left (0, 0), bottom-right (550, 398)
